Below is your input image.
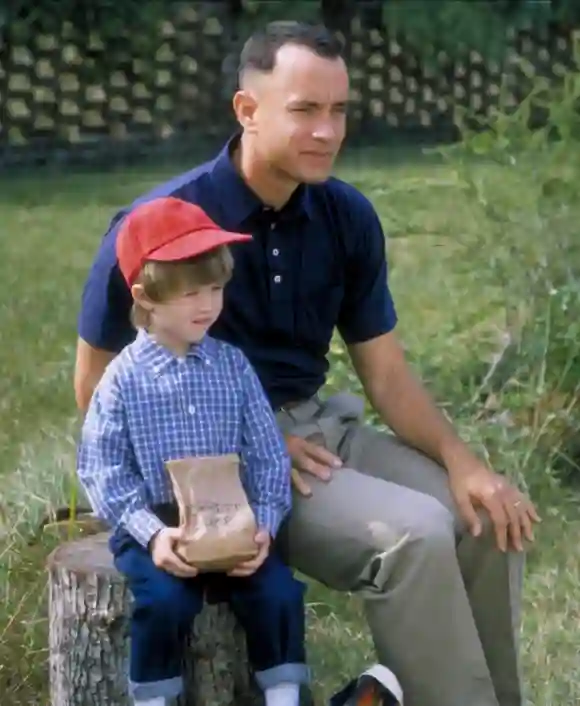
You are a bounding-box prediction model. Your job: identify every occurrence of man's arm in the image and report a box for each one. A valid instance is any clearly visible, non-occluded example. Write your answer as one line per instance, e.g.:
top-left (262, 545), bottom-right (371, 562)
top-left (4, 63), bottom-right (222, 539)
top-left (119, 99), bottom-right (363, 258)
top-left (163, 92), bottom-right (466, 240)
top-left (334, 189), bottom-right (471, 468)
top-left (74, 338), bottom-right (117, 413)
top-left (348, 328), bottom-right (540, 551)
top-left (74, 225), bottom-right (135, 413)
top-left (348, 331), bottom-right (471, 469)
top-left (337, 190), bottom-right (539, 550)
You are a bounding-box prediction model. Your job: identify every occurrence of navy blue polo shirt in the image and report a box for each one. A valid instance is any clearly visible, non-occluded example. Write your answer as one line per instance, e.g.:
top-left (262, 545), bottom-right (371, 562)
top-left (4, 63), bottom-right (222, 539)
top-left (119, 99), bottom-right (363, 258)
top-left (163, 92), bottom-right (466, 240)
top-left (78, 135), bottom-right (398, 409)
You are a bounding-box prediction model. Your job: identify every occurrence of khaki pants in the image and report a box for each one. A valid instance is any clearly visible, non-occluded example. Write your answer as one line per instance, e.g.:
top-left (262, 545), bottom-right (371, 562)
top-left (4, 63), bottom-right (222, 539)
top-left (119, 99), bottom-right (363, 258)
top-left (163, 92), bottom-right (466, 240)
top-left (275, 394), bottom-right (524, 706)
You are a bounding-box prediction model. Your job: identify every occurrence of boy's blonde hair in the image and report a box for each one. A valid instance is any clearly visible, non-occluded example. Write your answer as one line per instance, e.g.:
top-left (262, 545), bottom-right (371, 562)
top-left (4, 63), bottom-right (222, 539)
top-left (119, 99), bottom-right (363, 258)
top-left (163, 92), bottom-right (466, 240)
top-left (130, 245), bottom-right (234, 330)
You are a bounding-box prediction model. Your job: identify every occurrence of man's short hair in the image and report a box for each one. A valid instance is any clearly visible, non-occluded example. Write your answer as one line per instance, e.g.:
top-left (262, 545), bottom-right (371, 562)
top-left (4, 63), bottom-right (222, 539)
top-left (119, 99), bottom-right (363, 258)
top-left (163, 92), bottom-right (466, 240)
top-left (238, 21), bottom-right (344, 83)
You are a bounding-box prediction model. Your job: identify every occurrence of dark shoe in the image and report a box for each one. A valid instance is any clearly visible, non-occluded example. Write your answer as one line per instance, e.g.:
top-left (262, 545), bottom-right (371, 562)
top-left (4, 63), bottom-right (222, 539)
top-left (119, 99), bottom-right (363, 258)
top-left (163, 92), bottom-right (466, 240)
top-left (329, 665), bottom-right (403, 706)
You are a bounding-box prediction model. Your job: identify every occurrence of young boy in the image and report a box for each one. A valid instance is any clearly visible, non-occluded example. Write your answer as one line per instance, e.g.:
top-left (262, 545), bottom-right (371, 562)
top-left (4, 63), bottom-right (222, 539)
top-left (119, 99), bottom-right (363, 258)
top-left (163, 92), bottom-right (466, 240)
top-left (77, 196), bottom-right (310, 706)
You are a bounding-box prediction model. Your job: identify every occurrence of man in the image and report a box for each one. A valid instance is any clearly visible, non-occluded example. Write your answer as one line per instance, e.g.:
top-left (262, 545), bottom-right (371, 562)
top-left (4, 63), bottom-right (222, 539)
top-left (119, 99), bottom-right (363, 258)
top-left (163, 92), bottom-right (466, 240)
top-left (75, 21), bottom-right (539, 706)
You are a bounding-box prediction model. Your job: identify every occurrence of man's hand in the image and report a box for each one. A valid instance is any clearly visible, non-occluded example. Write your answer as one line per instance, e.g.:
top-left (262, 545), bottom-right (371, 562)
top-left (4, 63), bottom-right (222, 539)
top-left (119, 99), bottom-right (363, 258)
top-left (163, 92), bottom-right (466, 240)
top-left (447, 459), bottom-right (540, 552)
top-left (227, 530), bottom-right (270, 577)
top-left (285, 434), bottom-right (343, 497)
top-left (150, 527), bottom-right (199, 578)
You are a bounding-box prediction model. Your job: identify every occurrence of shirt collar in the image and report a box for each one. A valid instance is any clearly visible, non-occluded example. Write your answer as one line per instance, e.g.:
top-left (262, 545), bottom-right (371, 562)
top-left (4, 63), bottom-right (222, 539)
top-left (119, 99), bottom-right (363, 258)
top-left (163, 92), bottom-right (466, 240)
top-left (209, 132), bottom-right (314, 228)
top-left (132, 328), bottom-right (218, 375)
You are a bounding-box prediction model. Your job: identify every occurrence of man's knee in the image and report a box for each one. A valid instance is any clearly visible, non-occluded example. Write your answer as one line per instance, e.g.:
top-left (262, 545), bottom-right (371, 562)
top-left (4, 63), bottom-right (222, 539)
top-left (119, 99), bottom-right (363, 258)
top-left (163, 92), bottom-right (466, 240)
top-left (464, 506), bottom-right (531, 558)
top-left (367, 492), bottom-right (456, 576)
top-left (357, 494), bottom-right (457, 595)
top-left (405, 493), bottom-right (456, 547)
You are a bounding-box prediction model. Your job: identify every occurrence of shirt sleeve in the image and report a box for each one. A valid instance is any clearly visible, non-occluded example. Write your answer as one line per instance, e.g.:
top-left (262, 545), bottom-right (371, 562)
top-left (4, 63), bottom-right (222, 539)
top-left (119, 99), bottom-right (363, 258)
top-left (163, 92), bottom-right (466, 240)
top-left (337, 192), bottom-right (398, 344)
top-left (76, 366), bottom-right (166, 548)
top-left (237, 351), bottom-right (292, 538)
top-left (77, 215), bottom-right (136, 353)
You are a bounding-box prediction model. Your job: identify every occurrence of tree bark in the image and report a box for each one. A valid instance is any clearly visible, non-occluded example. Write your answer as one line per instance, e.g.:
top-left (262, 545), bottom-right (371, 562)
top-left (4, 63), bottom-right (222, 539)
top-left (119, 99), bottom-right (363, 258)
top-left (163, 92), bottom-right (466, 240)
top-left (46, 532), bottom-right (262, 706)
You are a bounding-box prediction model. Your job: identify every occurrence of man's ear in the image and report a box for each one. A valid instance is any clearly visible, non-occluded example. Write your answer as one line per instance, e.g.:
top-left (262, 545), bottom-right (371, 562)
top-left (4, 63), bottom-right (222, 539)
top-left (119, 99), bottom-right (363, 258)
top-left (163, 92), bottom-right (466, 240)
top-left (131, 284), bottom-right (153, 310)
top-left (232, 88), bottom-right (259, 134)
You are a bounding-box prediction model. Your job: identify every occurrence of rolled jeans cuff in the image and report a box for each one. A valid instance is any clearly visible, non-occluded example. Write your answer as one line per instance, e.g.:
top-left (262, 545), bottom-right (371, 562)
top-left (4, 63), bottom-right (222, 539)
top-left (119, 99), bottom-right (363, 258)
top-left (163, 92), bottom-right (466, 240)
top-left (254, 662), bottom-right (311, 690)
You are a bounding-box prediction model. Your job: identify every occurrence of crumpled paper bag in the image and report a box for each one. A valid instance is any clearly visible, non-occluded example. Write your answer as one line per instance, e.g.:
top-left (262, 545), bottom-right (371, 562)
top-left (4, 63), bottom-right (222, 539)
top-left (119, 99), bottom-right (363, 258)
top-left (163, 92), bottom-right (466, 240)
top-left (165, 453), bottom-right (259, 572)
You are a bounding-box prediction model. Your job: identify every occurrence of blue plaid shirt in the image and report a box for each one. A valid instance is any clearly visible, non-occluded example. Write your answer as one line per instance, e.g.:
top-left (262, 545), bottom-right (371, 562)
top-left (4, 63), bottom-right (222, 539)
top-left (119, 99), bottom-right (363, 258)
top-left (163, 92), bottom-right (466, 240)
top-left (77, 329), bottom-right (292, 549)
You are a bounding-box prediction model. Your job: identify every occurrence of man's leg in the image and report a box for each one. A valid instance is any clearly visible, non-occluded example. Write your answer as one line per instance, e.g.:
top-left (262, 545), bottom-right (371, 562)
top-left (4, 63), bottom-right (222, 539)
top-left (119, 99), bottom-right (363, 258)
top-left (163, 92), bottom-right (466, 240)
top-left (344, 425), bottom-right (524, 706)
top-left (279, 462), bottom-right (501, 706)
top-left (276, 396), bottom-right (523, 706)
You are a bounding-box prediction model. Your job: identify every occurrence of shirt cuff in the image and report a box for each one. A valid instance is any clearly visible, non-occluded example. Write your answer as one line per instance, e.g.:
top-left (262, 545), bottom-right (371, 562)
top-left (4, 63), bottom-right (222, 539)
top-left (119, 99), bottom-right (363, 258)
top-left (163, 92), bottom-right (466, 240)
top-left (123, 508), bottom-right (167, 549)
top-left (339, 307), bottom-right (398, 344)
top-left (253, 504), bottom-right (285, 540)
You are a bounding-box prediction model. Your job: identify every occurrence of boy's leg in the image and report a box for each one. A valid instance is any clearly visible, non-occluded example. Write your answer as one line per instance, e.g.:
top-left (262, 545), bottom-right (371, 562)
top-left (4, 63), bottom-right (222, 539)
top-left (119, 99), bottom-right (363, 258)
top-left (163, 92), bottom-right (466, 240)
top-left (112, 537), bottom-right (204, 704)
top-left (227, 553), bottom-right (309, 705)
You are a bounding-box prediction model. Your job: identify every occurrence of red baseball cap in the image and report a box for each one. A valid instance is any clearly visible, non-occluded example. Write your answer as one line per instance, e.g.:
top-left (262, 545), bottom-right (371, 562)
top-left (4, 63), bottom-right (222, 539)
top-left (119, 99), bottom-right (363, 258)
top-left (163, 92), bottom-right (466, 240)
top-left (116, 196), bottom-right (252, 286)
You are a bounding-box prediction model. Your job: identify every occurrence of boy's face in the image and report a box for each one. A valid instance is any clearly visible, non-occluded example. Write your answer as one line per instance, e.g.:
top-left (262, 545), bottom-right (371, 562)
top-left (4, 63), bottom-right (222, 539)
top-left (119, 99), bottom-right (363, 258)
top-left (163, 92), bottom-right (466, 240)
top-left (144, 283), bottom-right (225, 351)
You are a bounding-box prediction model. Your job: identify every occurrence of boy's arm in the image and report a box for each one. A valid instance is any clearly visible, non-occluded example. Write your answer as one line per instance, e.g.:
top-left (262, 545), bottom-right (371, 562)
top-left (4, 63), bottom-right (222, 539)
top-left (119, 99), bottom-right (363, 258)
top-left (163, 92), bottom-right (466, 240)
top-left (77, 370), bottom-right (166, 549)
top-left (237, 354), bottom-right (292, 539)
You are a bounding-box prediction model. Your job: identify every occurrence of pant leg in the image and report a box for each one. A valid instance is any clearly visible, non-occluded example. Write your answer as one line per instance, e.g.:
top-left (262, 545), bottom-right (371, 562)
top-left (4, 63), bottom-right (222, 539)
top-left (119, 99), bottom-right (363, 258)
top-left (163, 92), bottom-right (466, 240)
top-left (275, 398), bottom-right (517, 706)
top-left (227, 552), bottom-right (310, 691)
top-left (112, 538), bottom-right (204, 701)
top-left (279, 463), bottom-right (501, 706)
top-left (344, 426), bottom-right (525, 706)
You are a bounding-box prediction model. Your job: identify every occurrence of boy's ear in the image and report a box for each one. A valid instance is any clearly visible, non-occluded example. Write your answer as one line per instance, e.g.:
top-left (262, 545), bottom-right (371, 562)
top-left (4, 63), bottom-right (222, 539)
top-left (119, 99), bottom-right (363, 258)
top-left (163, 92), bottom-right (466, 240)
top-left (131, 284), bottom-right (153, 310)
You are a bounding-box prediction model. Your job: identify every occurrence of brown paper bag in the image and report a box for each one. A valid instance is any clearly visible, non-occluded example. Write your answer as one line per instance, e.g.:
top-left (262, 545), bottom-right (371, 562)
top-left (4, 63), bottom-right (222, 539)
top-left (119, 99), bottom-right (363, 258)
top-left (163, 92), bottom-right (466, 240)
top-left (165, 453), bottom-right (259, 572)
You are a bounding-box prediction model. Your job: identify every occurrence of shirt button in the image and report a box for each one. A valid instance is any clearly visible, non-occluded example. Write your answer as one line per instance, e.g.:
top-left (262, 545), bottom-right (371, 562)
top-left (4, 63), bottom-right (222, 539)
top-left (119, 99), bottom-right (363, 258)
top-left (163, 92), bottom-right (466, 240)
top-left (188, 405), bottom-right (195, 415)
top-left (273, 275), bottom-right (282, 284)
top-left (272, 248), bottom-right (279, 256)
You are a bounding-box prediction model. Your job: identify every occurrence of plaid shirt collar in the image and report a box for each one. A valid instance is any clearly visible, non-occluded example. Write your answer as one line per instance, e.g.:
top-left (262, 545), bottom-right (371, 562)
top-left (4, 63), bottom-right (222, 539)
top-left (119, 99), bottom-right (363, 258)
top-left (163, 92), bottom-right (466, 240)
top-left (132, 328), bottom-right (219, 376)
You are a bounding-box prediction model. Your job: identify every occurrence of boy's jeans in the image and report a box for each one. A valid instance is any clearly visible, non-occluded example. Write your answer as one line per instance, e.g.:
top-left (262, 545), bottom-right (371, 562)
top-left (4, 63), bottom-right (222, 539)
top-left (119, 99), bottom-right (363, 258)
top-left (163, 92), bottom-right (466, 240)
top-left (110, 529), bottom-right (310, 701)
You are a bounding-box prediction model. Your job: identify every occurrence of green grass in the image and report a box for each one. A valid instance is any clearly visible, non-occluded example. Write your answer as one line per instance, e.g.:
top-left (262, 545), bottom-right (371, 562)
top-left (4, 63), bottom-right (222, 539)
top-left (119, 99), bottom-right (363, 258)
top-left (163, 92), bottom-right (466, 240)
top-left (1, 144), bottom-right (580, 705)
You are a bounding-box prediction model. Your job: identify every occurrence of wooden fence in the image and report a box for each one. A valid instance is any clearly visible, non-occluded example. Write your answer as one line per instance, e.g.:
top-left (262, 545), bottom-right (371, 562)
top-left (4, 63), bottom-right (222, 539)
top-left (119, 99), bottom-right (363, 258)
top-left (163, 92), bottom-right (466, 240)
top-left (0, 3), bottom-right (577, 169)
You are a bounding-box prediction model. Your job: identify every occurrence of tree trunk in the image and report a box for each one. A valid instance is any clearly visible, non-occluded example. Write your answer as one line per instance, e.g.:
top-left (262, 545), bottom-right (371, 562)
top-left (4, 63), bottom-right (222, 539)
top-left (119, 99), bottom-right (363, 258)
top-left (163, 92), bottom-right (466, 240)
top-left (46, 532), bottom-right (262, 706)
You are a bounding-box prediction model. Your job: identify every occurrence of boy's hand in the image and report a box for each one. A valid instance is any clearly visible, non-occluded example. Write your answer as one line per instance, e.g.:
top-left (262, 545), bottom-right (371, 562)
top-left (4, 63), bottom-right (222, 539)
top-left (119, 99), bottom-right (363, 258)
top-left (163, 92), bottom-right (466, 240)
top-left (227, 530), bottom-right (270, 577)
top-left (150, 527), bottom-right (198, 578)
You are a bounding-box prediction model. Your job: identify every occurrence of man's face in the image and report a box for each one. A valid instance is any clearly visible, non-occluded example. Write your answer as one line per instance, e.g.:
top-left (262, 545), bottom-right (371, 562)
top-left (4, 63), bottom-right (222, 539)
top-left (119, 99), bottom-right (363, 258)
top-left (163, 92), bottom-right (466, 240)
top-left (238, 44), bottom-right (350, 184)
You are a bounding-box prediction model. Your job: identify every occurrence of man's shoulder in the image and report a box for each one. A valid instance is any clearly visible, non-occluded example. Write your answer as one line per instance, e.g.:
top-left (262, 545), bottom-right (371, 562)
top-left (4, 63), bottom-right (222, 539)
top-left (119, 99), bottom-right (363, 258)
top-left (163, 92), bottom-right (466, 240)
top-left (313, 175), bottom-right (376, 211)
top-left (130, 159), bottom-right (215, 207)
top-left (102, 155), bottom-right (218, 242)
top-left (309, 176), bottom-right (381, 230)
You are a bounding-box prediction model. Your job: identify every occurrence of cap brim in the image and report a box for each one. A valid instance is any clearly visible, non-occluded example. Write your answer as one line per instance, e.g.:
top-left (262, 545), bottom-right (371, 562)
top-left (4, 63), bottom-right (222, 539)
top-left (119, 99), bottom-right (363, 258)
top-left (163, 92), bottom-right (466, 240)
top-left (149, 228), bottom-right (252, 263)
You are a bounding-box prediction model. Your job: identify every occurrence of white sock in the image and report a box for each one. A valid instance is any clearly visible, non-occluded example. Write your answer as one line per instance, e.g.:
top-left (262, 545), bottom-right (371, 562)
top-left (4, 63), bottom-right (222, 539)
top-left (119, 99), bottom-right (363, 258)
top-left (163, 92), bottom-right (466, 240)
top-left (264, 682), bottom-right (300, 706)
top-left (134, 697), bottom-right (166, 706)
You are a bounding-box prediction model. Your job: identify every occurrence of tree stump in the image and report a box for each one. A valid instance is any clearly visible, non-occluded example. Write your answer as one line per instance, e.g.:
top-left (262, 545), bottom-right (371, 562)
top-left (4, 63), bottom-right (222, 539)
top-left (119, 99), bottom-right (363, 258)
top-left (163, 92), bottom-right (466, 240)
top-left (46, 532), bottom-right (262, 706)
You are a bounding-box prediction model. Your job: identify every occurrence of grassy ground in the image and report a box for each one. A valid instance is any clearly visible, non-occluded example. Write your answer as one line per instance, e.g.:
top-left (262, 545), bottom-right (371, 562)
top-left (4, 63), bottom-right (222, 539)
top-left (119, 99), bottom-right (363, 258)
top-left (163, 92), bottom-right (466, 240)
top-left (0, 142), bottom-right (579, 705)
